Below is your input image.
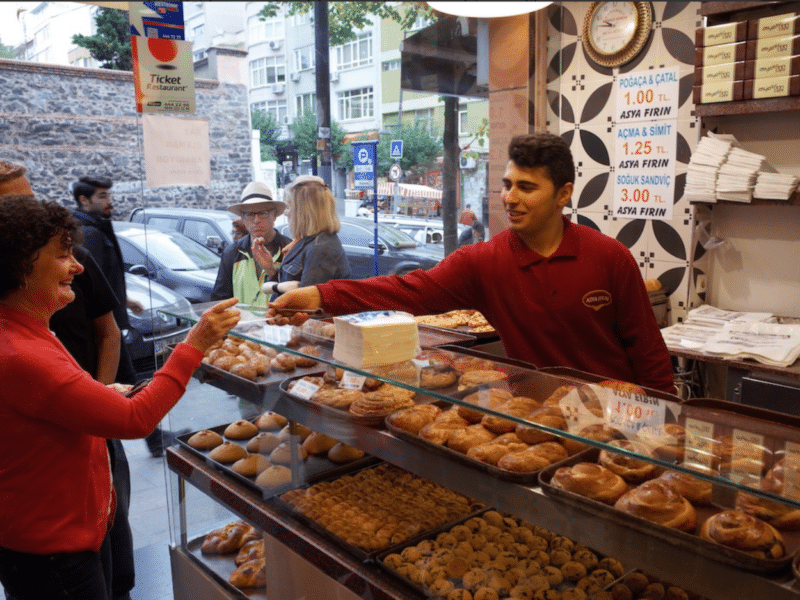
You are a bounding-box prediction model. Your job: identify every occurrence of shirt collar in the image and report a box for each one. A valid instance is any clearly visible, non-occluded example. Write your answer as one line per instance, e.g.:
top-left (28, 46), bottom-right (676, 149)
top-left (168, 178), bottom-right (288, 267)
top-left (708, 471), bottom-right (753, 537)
top-left (512, 215), bottom-right (580, 267)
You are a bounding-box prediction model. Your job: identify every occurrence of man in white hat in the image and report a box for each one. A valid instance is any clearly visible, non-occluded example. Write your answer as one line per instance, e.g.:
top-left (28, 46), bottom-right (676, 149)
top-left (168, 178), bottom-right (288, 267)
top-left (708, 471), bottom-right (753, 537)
top-left (211, 181), bottom-right (292, 307)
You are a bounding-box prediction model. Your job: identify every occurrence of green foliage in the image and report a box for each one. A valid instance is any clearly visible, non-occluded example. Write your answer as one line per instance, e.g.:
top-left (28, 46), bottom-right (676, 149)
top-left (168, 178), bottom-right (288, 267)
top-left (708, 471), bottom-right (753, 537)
top-left (461, 117), bottom-right (490, 160)
top-left (259, 2), bottom-right (436, 45)
top-left (72, 7), bottom-right (132, 71)
top-left (289, 112), bottom-right (347, 167)
top-left (339, 122), bottom-right (442, 177)
top-left (0, 38), bottom-right (14, 59)
top-left (251, 108), bottom-right (282, 162)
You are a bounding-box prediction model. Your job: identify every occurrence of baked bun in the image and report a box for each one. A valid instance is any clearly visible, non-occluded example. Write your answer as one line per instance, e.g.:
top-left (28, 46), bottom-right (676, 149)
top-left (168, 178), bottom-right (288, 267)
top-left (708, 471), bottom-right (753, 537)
top-left (458, 388), bottom-right (513, 423)
top-left (636, 424), bottom-right (689, 463)
top-left (497, 441), bottom-right (569, 473)
top-left (596, 380), bottom-right (647, 396)
top-left (551, 462), bottom-right (628, 504)
top-left (256, 465), bottom-right (293, 488)
top-left (735, 479), bottom-right (800, 530)
top-left (349, 385), bottom-right (416, 416)
top-left (246, 432), bottom-right (282, 454)
top-left (302, 431), bottom-right (339, 455)
top-left (295, 345), bottom-right (320, 368)
top-left (277, 423), bottom-right (312, 443)
top-left (515, 407), bottom-right (567, 445)
top-left (614, 480), bottom-right (697, 532)
top-left (700, 510), bottom-right (785, 559)
top-left (231, 453), bottom-right (272, 477)
top-left (224, 420), bottom-right (259, 440)
top-left (560, 423), bottom-right (624, 455)
top-left (481, 396), bottom-right (541, 434)
top-left (387, 403), bottom-right (442, 435)
top-left (269, 442), bottom-right (308, 465)
top-left (201, 521), bottom-right (259, 554)
top-left (187, 429), bottom-right (224, 450)
top-left (447, 424), bottom-right (497, 454)
top-left (457, 369), bottom-right (507, 391)
top-left (271, 352), bottom-right (296, 372)
top-left (466, 432), bottom-right (528, 466)
top-left (235, 539), bottom-right (265, 566)
top-left (419, 364), bottom-right (458, 390)
top-left (254, 411), bottom-right (288, 431)
top-left (229, 558), bottom-right (266, 589)
top-left (657, 468), bottom-right (713, 506)
top-left (419, 410), bottom-right (469, 445)
top-left (313, 388), bottom-right (364, 409)
top-left (209, 441), bottom-right (248, 464)
top-left (327, 442), bottom-right (365, 463)
top-left (229, 362), bottom-right (258, 381)
top-left (598, 439), bottom-right (660, 483)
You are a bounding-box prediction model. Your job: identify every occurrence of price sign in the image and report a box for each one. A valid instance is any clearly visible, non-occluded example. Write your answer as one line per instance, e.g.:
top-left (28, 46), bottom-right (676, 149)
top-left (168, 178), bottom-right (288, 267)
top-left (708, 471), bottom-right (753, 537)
top-left (289, 378), bottom-right (320, 400)
top-left (684, 418), bottom-right (716, 470)
top-left (728, 428), bottom-right (766, 484)
top-left (783, 442), bottom-right (800, 500)
top-left (602, 389), bottom-right (666, 438)
top-left (613, 67), bottom-right (678, 221)
top-left (339, 371), bottom-right (366, 390)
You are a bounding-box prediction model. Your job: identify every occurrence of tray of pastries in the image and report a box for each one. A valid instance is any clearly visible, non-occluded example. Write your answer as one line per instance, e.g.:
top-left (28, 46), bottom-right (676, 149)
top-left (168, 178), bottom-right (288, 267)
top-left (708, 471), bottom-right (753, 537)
top-left (538, 446), bottom-right (800, 573)
top-left (277, 463), bottom-right (484, 562)
top-left (377, 508), bottom-right (628, 600)
top-left (612, 570), bottom-right (710, 600)
top-left (177, 411), bottom-right (376, 496)
top-left (415, 309), bottom-right (498, 339)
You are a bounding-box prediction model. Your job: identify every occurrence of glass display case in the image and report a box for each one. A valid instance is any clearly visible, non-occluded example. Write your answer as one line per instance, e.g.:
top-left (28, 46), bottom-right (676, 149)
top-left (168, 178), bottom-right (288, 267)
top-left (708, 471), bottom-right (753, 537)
top-left (162, 302), bottom-right (800, 600)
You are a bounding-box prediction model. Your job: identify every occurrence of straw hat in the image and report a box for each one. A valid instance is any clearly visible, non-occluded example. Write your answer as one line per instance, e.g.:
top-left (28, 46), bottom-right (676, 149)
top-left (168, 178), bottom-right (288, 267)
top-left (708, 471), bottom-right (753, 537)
top-left (227, 181), bottom-right (286, 216)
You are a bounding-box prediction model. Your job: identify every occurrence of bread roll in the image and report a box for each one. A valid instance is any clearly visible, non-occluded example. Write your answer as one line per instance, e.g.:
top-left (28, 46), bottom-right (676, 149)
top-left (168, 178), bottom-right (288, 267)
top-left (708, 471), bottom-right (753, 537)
top-left (637, 424), bottom-right (689, 463)
top-left (246, 432), bottom-right (282, 454)
top-left (466, 432), bottom-right (528, 466)
top-left (458, 388), bottom-right (513, 423)
top-left (209, 441), bottom-right (248, 464)
top-left (327, 442), bottom-right (365, 463)
top-left (229, 362), bottom-right (257, 381)
top-left (700, 509), bottom-right (785, 559)
top-left (447, 424), bottom-right (497, 454)
top-left (187, 429), bottom-right (224, 450)
top-left (224, 420), bottom-right (259, 440)
top-left (302, 431), bottom-right (339, 455)
top-left (295, 344), bottom-right (320, 368)
top-left (551, 462), bottom-right (628, 504)
top-left (598, 439), bottom-right (660, 483)
top-left (255, 465), bottom-right (293, 488)
top-left (497, 441), bottom-right (568, 473)
top-left (269, 442), bottom-right (308, 465)
top-left (387, 404), bottom-right (442, 435)
top-left (614, 480), bottom-right (697, 532)
top-left (596, 380), bottom-right (647, 396)
top-left (271, 352), bottom-right (296, 372)
top-left (515, 407), bottom-right (567, 445)
top-left (231, 453), bottom-right (271, 477)
top-left (254, 411), bottom-right (288, 431)
top-left (457, 369), bottom-right (507, 391)
top-left (201, 521), bottom-right (259, 554)
top-left (657, 468), bottom-right (713, 506)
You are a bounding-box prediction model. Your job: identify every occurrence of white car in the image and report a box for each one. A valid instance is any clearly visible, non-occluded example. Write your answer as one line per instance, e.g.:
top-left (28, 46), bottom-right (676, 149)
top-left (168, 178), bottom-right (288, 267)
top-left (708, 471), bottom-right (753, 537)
top-left (378, 216), bottom-right (468, 245)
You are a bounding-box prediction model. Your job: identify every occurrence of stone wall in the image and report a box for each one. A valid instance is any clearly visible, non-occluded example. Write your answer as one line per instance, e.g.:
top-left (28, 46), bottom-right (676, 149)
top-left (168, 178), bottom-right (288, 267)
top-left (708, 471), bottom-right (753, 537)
top-left (0, 58), bottom-right (251, 219)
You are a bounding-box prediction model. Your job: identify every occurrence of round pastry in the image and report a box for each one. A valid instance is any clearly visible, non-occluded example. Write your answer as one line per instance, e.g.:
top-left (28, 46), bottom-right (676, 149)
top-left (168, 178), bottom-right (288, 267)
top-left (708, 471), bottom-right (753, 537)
top-left (597, 557), bottom-right (625, 578)
top-left (269, 442), bottom-right (308, 465)
top-left (614, 480), bottom-right (697, 532)
top-left (466, 433), bottom-right (529, 466)
top-left (598, 439), bottom-right (660, 483)
top-left (255, 465), bottom-right (293, 488)
top-left (387, 404), bottom-right (442, 435)
top-left (302, 431), bottom-right (339, 455)
top-left (656, 468), bottom-right (713, 506)
top-left (700, 509), bottom-right (785, 559)
top-left (453, 356), bottom-right (498, 373)
top-left (254, 411), bottom-right (288, 431)
top-left (636, 423), bottom-right (689, 463)
top-left (327, 442), bottom-right (365, 463)
top-left (420, 419), bottom-right (468, 445)
top-left (231, 453), bottom-right (272, 476)
top-left (349, 385), bottom-right (416, 417)
top-left (596, 379), bottom-right (647, 396)
top-left (458, 388), bottom-right (514, 423)
top-left (224, 420), bottom-right (259, 440)
top-left (270, 352), bottom-right (296, 372)
top-left (561, 560), bottom-right (587, 583)
top-left (277, 423), bottom-right (313, 442)
top-left (448, 424), bottom-right (497, 454)
top-left (250, 353), bottom-right (271, 376)
top-left (429, 578), bottom-right (456, 597)
top-left (482, 397), bottom-right (541, 434)
top-left (610, 583), bottom-right (633, 600)
top-left (458, 370), bottom-right (508, 392)
top-left (515, 408), bottom-right (567, 445)
top-left (229, 361), bottom-right (258, 381)
top-left (561, 423), bottom-right (624, 455)
top-left (550, 463), bottom-right (628, 505)
top-left (735, 479), bottom-right (800, 530)
top-left (420, 364), bottom-right (459, 390)
top-left (187, 429), bottom-right (224, 450)
top-left (246, 432), bottom-right (282, 454)
top-left (313, 388), bottom-right (364, 409)
top-left (212, 354), bottom-right (238, 371)
top-left (497, 442), bottom-right (568, 473)
top-left (209, 441), bottom-right (248, 464)
top-left (295, 345), bottom-right (320, 368)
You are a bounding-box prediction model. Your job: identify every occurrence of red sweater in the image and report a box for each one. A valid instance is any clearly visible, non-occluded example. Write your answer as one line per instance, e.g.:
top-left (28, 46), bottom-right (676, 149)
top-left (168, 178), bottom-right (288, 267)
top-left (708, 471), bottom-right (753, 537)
top-left (319, 218), bottom-right (676, 394)
top-left (0, 305), bottom-right (202, 554)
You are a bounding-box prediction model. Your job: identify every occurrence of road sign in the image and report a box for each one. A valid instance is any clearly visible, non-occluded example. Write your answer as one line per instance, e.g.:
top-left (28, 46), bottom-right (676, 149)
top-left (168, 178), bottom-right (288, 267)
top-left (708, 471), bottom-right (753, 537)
top-left (389, 163), bottom-right (402, 182)
top-left (352, 140), bottom-right (378, 190)
top-left (390, 140), bottom-right (403, 159)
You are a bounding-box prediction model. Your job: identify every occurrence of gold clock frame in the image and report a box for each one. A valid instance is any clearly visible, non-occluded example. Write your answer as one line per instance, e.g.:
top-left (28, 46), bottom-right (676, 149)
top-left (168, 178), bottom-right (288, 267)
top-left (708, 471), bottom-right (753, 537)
top-left (582, 2), bottom-right (653, 68)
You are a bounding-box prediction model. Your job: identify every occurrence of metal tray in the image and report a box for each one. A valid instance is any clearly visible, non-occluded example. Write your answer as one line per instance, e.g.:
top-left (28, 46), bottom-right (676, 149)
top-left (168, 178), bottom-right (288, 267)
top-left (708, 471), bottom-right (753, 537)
top-left (176, 424), bottom-right (378, 496)
top-left (185, 532), bottom-right (265, 599)
top-left (274, 463), bottom-right (485, 563)
top-left (538, 448), bottom-right (800, 574)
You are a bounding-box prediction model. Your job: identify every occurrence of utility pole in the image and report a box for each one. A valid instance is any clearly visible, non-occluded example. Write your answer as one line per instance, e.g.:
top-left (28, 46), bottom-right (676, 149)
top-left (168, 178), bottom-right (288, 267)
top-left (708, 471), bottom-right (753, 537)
top-left (442, 96), bottom-right (459, 256)
top-left (314, 1), bottom-right (333, 195)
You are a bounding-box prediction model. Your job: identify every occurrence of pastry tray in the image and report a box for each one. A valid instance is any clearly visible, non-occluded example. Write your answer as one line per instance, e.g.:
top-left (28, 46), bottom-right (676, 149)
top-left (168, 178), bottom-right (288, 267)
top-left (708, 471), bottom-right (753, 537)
top-left (185, 532), bottom-right (264, 599)
top-left (537, 365), bottom-right (684, 403)
top-left (374, 508), bottom-right (625, 599)
top-left (176, 424), bottom-right (379, 497)
top-left (273, 463), bottom-right (486, 563)
top-left (538, 448), bottom-right (800, 573)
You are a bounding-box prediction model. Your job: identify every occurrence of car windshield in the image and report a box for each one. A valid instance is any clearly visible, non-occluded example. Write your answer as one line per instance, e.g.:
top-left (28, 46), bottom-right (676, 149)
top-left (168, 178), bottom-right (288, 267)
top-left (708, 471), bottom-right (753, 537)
top-left (378, 223), bottom-right (417, 249)
top-left (128, 229), bottom-right (220, 270)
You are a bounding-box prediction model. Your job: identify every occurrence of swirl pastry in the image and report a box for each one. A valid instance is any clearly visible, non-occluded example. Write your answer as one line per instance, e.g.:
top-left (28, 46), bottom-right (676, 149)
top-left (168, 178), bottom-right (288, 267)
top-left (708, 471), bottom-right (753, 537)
top-left (636, 423), bottom-right (689, 463)
top-left (598, 439), bottom-right (660, 483)
top-left (481, 396), bottom-right (540, 434)
top-left (656, 468), bottom-right (713, 506)
top-left (735, 478), bottom-right (800, 530)
top-left (551, 462), bottom-right (628, 504)
top-left (596, 380), bottom-right (647, 396)
top-left (715, 434), bottom-right (770, 474)
top-left (561, 423), bottom-right (624, 455)
top-left (614, 479), bottom-right (697, 532)
top-left (700, 509), bottom-right (785, 559)
top-left (515, 407), bottom-right (566, 445)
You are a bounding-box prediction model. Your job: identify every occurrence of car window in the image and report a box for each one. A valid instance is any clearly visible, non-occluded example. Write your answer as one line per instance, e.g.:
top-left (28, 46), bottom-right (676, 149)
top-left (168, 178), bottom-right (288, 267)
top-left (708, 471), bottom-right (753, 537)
top-left (117, 238), bottom-right (152, 271)
top-left (338, 222), bottom-right (373, 247)
top-left (183, 219), bottom-right (219, 245)
top-left (377, 223), bottom-right (417, 249)
top-left (148, 217), bottom-right (181, 232)
top-left (122, 230), bottom-right (220, 271)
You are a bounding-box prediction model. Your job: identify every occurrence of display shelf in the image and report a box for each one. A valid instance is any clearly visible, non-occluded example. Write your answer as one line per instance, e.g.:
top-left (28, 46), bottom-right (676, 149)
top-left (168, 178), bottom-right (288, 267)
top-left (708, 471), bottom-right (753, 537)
top-left (696, 97), bottom-right (800, 117)
top-left (689, 190), bottom-right (800, 206)
top-left (702, 2), bottom-right (799, 19)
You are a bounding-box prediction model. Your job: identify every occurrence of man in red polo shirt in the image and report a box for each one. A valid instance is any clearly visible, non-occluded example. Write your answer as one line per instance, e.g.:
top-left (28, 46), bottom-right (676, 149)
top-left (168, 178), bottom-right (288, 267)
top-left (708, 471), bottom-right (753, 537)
top-left (269, 134), bottom-right (675, 394)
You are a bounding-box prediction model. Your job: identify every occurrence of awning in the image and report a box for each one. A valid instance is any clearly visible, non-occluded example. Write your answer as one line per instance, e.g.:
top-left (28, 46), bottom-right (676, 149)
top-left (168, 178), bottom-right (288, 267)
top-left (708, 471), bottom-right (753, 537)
top-left (346, 182), bottom-right (442, 200)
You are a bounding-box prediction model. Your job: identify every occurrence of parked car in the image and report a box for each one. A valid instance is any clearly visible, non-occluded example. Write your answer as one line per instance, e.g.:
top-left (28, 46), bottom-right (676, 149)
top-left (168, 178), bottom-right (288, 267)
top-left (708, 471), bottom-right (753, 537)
top-left (129, 207), bottom-right (237, 255)
top-left (279, 216), bottom-right (442, 280)
top-left (124, 272), bottom-right (193, 376)
top-left (379, 216), bottom-right (468, 246)
top-left (113, 222), bottom-right (220, 303)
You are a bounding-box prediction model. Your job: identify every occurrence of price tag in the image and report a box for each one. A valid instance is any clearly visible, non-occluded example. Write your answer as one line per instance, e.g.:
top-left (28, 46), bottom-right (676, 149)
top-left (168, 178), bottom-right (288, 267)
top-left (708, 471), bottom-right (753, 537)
top-left (289, 378), bottom-right (320, 401)
top-left (559, 388), bottom-right (603, 433)
top-left (728, 428), bottom-right (766, 484)
top-left (783, 442), bottom-right (800, 500)
top-left (339, 371), bottom-right (366, 390)
top-left (684, 418), bottom-right (716, 470)
top-left (602, 389), bottom-right (666, 438)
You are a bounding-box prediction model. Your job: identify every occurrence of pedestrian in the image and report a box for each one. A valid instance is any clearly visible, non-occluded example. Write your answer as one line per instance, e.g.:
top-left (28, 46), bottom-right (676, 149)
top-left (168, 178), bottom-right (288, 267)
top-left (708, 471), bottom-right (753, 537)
top-left (268, 133), bottom-right (676, 394)
top-left (458, 220), bottom-right (486, 247)
top-left (211, 181), bottom-right (292, 307)
top-left (459, 203), bottom-right (477, 225)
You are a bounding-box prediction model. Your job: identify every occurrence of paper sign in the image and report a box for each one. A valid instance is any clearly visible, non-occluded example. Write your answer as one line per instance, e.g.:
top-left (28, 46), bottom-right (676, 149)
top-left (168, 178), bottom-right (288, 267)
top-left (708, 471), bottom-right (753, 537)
top-left (289, 378), bottom-right (320, 400)
top-left (684, 418), bottom-right (716, 470)
top-left (143, 114), bottom-right (210, 187)
top-left (131, 36), bottom-right (195, 114)
top-left (339, 371), bottom-right (367, 390)
top-left (601, 387), bottom-right (666, 438)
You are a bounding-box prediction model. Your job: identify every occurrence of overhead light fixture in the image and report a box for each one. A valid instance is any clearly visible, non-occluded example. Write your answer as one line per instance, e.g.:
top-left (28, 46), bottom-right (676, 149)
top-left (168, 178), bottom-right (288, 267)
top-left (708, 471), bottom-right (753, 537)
top-left (427, 2), bottom-right (552, 18)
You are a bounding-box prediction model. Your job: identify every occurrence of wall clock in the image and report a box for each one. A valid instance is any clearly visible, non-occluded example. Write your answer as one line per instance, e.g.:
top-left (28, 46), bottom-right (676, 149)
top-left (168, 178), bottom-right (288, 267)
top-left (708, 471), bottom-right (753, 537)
top-left (582, 2), bottom-right (653, 68)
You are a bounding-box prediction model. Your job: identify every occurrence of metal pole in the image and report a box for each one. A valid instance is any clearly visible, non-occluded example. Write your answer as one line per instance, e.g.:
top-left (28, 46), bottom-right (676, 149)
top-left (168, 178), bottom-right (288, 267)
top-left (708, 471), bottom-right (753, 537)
top-left (393, 31), bottom-right (406, 215)
top-left (314, 1), bottom-right (333, 193)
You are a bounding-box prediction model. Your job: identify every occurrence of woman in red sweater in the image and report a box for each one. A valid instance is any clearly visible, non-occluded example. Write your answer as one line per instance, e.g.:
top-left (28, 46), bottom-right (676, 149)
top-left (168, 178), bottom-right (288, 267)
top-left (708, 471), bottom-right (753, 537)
top-left (0, 195), bottom-right (240, 600)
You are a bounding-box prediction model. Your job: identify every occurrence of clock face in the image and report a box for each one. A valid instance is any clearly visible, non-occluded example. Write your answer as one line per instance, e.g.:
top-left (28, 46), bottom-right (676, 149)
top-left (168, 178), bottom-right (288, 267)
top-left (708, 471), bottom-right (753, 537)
top-left (583, 2), bottom-right (652, 67)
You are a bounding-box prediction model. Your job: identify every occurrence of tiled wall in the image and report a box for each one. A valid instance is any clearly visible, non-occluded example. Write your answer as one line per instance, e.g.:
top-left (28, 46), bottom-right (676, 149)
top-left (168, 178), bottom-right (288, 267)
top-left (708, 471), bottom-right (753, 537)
top-left (546, 2), bottom-right (703, 324)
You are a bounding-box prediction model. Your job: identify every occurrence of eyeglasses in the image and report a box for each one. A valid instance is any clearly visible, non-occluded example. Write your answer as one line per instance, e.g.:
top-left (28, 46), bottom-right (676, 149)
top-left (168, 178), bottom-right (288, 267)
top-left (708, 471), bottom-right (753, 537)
top-left (242, 209), bottom-right (276, 221)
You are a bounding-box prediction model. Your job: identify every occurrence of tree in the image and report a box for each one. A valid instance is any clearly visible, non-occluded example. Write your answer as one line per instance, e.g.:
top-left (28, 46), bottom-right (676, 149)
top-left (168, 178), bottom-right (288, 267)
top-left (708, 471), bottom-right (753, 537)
top-left (0, 38), bottom-right (14, 59)
top-left (290, 112), bottom-right (347, 166)
top-left (251, 108), bottom-right (282, 162)
top-left (72, 8), bottom-right (132, 71)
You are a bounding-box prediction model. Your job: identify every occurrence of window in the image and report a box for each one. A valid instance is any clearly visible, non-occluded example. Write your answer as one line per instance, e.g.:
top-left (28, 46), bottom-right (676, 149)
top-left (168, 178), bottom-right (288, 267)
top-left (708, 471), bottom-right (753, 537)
top-left (294, 45), bottom-right (315, 71)
top-left (250, 56), bottom-right (286, 88)
top-left (249, 15), bottom-right (285, 43)
top-left (296, 93), bottom-right (316, 117)
top-left (191, 23), bottom-right (205, 40)
top-left (254, 100), bottom-right (288, 124)
top-left (148, 217), bottom-right (181, 232)
top-left (34, 25), bottom-right (49, 46)
top-left (335, 32), bottom-right (372, 70)
top-left (339, 87), bottom-right (374, 120)
top-left (382, 59), bottom-right (400, 71)
top-left (409, 15), bottom-right (433, 31)
top-left (293, 11), bottom-right (309, 27)
top-left (193, 49), bottom-right (207, 62)
top-left (459, 109), bottom-right (470, 136)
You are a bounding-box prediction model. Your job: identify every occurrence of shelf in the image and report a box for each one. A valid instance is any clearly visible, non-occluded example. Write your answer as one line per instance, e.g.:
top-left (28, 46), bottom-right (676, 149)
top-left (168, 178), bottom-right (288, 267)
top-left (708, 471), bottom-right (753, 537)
top-left (701, 2), bottom-right (796, 19)
top-left (696, 96), bottom-right (800, 117)
top-left (690, 191), bottom-right (800, 207)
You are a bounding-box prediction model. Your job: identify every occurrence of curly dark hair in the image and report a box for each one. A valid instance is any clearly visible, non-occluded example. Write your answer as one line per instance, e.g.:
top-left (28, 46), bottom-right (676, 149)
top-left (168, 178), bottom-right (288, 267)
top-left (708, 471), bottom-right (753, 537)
top-left (0, 195), bottom-right (82, 299)
top-left (508, 133), bottom-right (575, 191)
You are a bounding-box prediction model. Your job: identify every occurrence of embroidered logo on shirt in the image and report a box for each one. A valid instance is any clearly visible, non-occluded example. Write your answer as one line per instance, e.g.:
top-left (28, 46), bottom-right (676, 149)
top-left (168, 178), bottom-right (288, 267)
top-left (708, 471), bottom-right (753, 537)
top-left (583, 290), bottom-right (612, 311)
